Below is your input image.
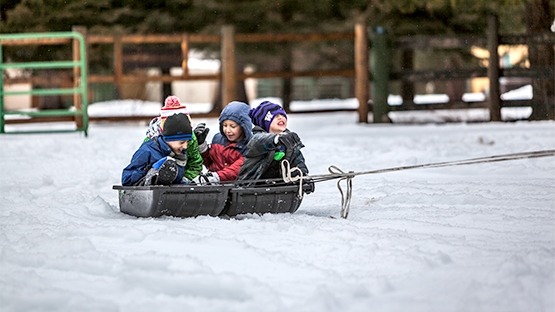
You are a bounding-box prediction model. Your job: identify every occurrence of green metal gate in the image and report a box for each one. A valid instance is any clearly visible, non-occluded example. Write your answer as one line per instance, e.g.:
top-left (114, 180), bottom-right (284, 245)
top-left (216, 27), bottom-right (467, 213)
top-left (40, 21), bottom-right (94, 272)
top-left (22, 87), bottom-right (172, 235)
top-left (0, 32), bottom-right (88, 136)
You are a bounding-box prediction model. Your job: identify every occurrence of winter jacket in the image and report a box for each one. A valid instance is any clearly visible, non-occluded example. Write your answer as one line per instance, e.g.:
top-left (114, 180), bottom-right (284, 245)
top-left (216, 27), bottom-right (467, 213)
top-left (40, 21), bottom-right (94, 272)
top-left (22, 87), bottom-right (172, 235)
top-left (202, 101), bottom-right (253, 181)
top-left (144, 117), bottom-right (203, 180)
top-left (238, 126), bottom-right (308, 182)
top-left (122, 136), bottom-right (186, 186)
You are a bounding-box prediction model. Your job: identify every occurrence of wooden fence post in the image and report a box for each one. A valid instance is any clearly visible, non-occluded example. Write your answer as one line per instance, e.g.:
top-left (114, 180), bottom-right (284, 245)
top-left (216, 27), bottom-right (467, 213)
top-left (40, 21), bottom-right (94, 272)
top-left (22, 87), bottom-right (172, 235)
top-left (371, 27), bottom-right (390, 123)
top-left (355, 23), bottom-right (369, 123)
top-left (221, 25), bottom-right (237, 108)
top-left (72, 26), bottom-right (87, 129)
top-left (487, 14), bottom-right (501, 121)
top-left (401, 49), bottom-right (415, 109)
top-left (181, 34), bottom-right (189, 78)
top-left (0, 42), bottom-right (4, 133)
top-left (113, 35), bottom-right (123, 99)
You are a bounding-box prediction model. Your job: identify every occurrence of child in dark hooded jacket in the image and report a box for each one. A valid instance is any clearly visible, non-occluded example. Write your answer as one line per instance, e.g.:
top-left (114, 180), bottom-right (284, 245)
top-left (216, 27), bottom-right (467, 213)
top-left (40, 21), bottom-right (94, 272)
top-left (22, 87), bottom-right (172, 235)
top-left (192, 101), bottom-right (253, 184)
top-left (238, 101), bottom-right (311, 191)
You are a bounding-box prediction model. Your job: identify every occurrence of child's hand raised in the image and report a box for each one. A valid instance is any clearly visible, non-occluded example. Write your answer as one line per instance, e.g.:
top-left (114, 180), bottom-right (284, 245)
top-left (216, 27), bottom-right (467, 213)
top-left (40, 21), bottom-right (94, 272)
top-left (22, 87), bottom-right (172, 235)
top-left (194, 123), bottom-right (210, 145)
top-left (277, 132), bottom-right (303, 150)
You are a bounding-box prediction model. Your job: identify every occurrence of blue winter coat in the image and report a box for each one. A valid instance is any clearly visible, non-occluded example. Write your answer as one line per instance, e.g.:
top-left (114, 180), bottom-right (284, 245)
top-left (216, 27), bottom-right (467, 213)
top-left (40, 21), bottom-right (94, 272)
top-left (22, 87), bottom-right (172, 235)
top-left (122, 136), bottom-right (186, 186)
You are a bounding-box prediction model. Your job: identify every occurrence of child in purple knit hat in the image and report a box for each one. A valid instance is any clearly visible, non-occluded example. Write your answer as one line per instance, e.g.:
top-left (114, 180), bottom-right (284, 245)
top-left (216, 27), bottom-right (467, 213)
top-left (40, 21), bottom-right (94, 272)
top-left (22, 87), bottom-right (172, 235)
top-left (248, 100), bottom-right (288, 133)
top-left (238, 101), bottom-right (313, 193)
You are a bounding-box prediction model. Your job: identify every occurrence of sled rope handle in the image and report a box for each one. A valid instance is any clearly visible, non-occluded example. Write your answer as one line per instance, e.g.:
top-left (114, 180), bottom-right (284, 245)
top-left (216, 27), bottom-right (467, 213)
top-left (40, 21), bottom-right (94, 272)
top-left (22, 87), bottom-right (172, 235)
top-left (328, 166), bottom-right (355, 219)
top-left (303, 149), bottom-right (555, 183)
top-left (280, 159), bottom-right (306, 198)
top-left (307, 149), bottom-right (555, 219)
top-left (242, 149), bottom-right (555, 219)
top-left (243, 149), bottom-right (555, 186)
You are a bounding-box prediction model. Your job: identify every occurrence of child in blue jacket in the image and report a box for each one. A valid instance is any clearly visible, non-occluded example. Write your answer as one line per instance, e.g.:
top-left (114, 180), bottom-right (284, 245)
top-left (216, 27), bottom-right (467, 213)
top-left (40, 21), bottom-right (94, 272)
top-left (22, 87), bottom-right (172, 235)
top-left (122, 113), bottom-right (193, 186)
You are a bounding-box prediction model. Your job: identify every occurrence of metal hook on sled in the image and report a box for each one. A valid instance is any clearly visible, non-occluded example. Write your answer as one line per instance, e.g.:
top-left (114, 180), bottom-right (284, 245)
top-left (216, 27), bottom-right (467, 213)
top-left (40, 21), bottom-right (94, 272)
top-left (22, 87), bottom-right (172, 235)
top-left (328, 166), bottom-right (355, 219)
top-left (280, 160), bottom-right (355, 218)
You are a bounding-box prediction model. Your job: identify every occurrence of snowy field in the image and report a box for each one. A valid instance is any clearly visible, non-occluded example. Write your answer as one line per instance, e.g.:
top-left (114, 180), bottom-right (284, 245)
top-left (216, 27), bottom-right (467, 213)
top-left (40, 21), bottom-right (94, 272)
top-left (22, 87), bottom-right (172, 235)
top-left (0, 96), bottom-right (554, 312)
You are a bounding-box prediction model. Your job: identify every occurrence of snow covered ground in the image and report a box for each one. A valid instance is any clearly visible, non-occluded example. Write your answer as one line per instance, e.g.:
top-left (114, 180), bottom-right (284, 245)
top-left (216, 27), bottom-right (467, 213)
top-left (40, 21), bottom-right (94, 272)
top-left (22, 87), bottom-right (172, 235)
top-left (1, 94), bottom-right (554, 312)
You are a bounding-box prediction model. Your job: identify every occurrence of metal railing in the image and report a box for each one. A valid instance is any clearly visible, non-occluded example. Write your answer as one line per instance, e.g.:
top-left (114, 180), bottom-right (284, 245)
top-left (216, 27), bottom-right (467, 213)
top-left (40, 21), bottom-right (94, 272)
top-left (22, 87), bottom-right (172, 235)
top-left (0, 31), bottom-right (88, 136)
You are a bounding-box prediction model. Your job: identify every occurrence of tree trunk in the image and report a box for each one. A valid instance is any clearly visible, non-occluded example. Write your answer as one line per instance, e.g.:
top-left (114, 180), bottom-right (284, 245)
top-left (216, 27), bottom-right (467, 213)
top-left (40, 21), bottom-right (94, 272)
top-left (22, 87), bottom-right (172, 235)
top-left (446, 53), bottom-right (465, 102)
top-left (401, 49), bottom-right (415, 109)
top-left (162, 67), bottom-right (172, 101)
top-left (281, 43), bottom-right (293, 111)
top-left (526, 0), bottom-right (554, 120)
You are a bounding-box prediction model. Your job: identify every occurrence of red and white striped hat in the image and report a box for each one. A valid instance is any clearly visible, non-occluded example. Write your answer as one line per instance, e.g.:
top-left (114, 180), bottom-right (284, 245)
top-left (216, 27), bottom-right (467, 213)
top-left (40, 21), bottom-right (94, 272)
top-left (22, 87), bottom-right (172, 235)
top-left (160, 95), bottom-right (189, 119)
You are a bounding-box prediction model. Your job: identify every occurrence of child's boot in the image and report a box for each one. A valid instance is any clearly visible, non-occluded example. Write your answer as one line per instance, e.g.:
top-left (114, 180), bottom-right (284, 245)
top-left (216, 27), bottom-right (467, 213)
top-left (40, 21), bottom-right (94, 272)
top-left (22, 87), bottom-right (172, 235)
top-left (156, 158), bottom-right (178, 185)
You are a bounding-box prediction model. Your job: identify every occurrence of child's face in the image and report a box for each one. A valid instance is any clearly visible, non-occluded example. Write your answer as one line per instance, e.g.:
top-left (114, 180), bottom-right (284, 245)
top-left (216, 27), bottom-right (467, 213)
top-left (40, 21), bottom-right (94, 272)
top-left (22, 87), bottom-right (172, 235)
top-left (222, 120), bottom-right (244, 142)
top-left (268, 114), bottom-right (287, 134)
top-left (166, 140), bottom-right (189, 154)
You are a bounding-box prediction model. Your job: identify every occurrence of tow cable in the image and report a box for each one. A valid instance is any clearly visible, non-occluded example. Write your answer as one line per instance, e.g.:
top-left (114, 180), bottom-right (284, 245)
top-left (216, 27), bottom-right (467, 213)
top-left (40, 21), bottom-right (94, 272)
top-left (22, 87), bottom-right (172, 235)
top-left (281, 149), bottom-right (555, 219)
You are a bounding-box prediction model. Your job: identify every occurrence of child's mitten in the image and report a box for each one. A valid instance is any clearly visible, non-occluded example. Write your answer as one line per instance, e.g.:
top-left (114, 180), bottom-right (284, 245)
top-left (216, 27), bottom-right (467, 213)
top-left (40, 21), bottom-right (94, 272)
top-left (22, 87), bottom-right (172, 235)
top-left (277, 132), bottom-right (303, 150)
top-left (194, 123), bottom-right (210, 145)
top-left (192, 172), bottom-right (220, 185)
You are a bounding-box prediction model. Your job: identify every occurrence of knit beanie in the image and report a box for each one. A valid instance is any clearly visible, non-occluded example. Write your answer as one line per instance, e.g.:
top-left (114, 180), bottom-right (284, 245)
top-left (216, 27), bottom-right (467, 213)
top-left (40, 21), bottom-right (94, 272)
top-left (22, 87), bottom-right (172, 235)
top-left (160, 95), bottom-right (189, 119)
top-left (162, 113), bottom-right (193, 142)
top-left (249, 101), bottom-right (287, 132)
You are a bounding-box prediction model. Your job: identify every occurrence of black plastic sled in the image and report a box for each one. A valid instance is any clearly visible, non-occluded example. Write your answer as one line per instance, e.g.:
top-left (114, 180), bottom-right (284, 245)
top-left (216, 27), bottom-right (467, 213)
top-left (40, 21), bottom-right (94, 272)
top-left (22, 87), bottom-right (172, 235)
top-left (113, 182), bottom-right (312, 218)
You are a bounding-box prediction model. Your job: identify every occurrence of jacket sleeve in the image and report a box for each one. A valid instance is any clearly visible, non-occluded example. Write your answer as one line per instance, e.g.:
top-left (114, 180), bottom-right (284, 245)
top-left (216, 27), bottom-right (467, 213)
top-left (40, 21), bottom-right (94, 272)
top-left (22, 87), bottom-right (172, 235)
top-left (238, 133), bottom-right (276, 180)
top-left (243, 132), bottom-right (279, 157)
top-left (144, 117), bottom-right (162, 141)
top-left (200, 147), bottom-right (213, 169)
top-left (122, 149), bottom-right (153, 186)
top-left (200, 133), bottom-right (219, 169)
top-left (173, 166), bottom-right (186, 184)
top-left (289, 150), bottom-right (309, 176)
top-left (183, 133), bottom-right (203, 180)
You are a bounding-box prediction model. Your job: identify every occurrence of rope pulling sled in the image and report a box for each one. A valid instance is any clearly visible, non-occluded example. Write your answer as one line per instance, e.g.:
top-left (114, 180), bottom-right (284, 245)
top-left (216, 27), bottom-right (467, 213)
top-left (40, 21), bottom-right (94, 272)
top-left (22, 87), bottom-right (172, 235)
top-left (278, 149), bottom-right (555, 219)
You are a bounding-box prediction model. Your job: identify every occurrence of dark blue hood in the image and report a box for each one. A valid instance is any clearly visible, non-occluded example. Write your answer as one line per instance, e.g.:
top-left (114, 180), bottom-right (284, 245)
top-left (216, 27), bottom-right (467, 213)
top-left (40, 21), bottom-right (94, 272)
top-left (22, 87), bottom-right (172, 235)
top-left (218, 101), bottom-right (253, 142)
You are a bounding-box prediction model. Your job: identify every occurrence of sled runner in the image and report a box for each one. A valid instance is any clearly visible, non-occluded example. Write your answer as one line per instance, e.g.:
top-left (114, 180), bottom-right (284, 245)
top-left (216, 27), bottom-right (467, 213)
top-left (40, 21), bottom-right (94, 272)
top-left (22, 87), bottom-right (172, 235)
top-left (113, 184), bottom-right (232, 218)
top-left (112, 182), bottom-right (313, 218)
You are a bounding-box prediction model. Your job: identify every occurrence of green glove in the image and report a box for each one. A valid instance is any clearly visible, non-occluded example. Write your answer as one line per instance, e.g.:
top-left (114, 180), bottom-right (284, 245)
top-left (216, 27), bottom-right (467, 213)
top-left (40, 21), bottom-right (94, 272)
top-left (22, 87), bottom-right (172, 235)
top-left (274, 151), bottom-right (285, 161)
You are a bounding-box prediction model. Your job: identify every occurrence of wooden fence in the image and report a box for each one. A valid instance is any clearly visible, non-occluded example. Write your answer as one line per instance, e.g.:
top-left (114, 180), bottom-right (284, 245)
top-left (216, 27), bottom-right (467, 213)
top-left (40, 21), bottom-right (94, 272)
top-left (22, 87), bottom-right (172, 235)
top-left (84, 25), bottom-right (356, 119)
top-left (375, 15), bottom-right (554, 122)
top-left (1, 17), bottom-right (553, 125)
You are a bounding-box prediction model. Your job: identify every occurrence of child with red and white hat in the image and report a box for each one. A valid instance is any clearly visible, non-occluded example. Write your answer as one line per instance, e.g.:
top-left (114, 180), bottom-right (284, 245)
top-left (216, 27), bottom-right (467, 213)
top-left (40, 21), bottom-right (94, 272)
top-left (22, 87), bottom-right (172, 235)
top-left (144, 95), bottom-right (203, 182)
